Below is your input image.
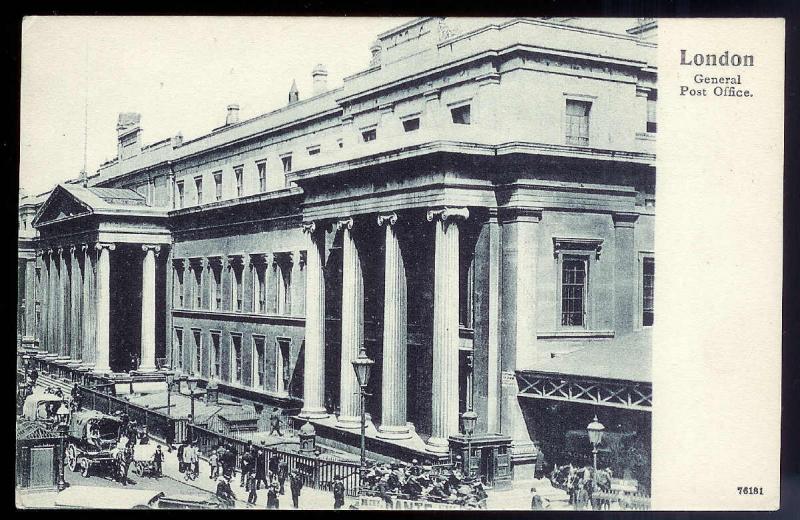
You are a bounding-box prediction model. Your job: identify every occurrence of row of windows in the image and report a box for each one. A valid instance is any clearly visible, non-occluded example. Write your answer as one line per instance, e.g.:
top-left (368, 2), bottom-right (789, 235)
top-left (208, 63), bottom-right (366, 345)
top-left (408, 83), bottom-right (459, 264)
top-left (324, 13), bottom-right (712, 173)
top-left (565, 92), bottom-right (657, 148)
top-left (173, 328), bottom-right (291, 393)
top-left (174, 254), bottom-right (299, 316)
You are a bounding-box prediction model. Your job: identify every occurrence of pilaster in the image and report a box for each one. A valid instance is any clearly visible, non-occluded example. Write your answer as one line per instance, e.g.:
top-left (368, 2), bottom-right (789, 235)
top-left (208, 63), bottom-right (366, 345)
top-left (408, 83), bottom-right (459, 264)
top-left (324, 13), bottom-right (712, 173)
top-left (612, 212), bottom-right (639, 334)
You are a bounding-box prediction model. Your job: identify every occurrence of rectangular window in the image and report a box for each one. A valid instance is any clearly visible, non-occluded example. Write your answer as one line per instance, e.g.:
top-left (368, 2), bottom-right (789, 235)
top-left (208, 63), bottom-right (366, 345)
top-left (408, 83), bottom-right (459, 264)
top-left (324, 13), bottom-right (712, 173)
top-left (211, 264), bottom-right (221, 311)
top-left (232, 335), bottom-right (243, 383)
top-left (254, 336), bottom-right (265, 388)
top-left (194, 266), bottom-right (202, 309)
top-left (281, 155), bottom-right (292, 173)
top-left (565, 100), bottom-right (591, 146)
top-left (193, 329), bottom-right (202, 376)
top-left (276, 338), bottom-right (290, 394)
top-left (211, 332), bottom-right (221, 378)
top-left (402, 117), bottom-right (420, 132)
top-left (234, 167), bottom-right (243, 197)
top-left (643, 258), bottom-right (655, 326)
top-left (561, 256), bottom-right (587, 326)
top-left (213, 172), bottom-right (223, 201)
top-left (235, 267), bottom-right (243, 312)
top-left (176, 181), bottom-right (185, 209)
top-left (257, 161), bottom-right (267, 192)
top-left (194, 176), bottom-right (203, 204)
top-left (307, 146), bottom-right (321, 156)
top-left (174, 329), bottom-right (184, 371)
top-left (361, 128), bottom-right (377, 142)
top-left (275, 256), bottom-right (292, 315)
top-left (258, 269), bottom-right (266, 313)
top-left (647, 90), bottom-right (657, 133)
top-left (450, 105), bottom-right (471, 125)
top-left (175, 265), bottom-right (184, 307)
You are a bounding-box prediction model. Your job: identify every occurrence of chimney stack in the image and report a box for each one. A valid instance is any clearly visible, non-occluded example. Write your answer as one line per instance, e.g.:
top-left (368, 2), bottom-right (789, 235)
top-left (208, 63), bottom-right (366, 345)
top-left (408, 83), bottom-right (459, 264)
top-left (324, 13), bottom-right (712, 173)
top-left (311, 64), bottom-right (328, 96)
top-left (225, 104), bottom-right (240, 126)
top-left (369, 40), bottom-right (383, 68)
top-left (288, 80), bottom-right (300, 105)
top-left (117, 112), bottom-right (142, 161)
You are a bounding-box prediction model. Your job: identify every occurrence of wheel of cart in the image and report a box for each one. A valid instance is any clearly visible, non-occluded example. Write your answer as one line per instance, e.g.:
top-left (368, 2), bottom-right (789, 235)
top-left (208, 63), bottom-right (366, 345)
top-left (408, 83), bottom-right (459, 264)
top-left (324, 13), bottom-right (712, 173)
top-left (66, 443), bottom-right (78, 472)
top-left (131, 443), bottom-right (157, 478)
top-left (79, 457), bottom-right (91, 478)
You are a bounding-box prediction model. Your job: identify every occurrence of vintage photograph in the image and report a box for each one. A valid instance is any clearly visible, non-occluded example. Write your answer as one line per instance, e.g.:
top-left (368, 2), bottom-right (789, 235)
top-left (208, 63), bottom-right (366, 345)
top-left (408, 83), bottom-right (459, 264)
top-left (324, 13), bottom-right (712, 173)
top-left (17, 16), bottom-right (656, 510)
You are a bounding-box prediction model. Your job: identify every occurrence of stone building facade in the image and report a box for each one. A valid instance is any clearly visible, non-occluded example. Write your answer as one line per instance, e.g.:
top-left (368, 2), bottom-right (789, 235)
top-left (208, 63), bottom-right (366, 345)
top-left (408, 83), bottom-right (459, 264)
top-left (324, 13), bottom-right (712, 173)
top-left (18, 17), bottom-right (656, 480)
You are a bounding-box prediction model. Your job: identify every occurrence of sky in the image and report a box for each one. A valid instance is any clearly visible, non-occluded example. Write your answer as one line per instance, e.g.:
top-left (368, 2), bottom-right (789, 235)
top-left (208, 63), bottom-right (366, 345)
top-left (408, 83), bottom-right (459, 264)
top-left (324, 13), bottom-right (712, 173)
top-left (19, 16), bottom-right (413, 196)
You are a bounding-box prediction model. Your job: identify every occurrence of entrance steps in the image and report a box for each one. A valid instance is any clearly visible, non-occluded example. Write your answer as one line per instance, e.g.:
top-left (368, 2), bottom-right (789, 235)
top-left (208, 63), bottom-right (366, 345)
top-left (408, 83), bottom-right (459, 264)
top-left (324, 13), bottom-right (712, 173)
top-left (34, 373), bottom-right (73, 394)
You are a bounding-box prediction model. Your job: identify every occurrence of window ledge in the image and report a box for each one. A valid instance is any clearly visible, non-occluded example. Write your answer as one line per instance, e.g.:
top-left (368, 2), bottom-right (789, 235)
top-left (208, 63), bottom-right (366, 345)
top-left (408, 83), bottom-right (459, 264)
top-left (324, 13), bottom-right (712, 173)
top-left (173, 308), bottom-right (305, 325)
top-left (537, 330), bottom-right (615, 340)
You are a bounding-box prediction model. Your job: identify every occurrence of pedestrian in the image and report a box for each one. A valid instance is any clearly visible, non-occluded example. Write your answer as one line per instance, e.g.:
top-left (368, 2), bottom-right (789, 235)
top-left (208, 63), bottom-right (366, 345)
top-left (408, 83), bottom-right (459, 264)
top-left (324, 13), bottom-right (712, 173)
top-left (247, 470), bottom-right (258, 505)
top-left (254, 447), bottom-right (268, 490)
top-left (332, 475), bottom-right (346, 509)
top-left (153, 445), bottom-right (164, 478)
top-left (266, 483), bottom-right (279, 509)
top-left (241, 448), bottom-right (254, 488)
top-left (177, 442), bottom-right (186, 474)
top-left (277, 459), bottom-right (288, 495)
top-left (576, 482), bottom-right (590, 511)
top-left (216, 475), bottom-right (236, 506)
top-left (209, 449), bottom-right (219, 479)
top-left (269, 408), bottom-right (282, 436)
top-left (531, 487), bottom-right (544, 510)
top-left (29, 368), bottom-right (38, 386)
top-left (268, 453), bottom-right (280, 481)
top-left (289, 469), bottom-right (303, 509)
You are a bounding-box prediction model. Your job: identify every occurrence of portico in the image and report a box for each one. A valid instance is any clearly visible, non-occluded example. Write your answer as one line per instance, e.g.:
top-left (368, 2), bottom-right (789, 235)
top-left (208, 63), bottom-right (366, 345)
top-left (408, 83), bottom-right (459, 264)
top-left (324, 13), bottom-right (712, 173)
top-left (30, 184), bottom-right (170, 376)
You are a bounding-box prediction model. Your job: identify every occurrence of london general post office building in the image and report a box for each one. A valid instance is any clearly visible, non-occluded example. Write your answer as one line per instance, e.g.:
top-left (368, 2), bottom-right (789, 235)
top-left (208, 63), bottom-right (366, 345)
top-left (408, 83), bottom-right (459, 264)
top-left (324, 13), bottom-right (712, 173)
top-left (18, 18), bottom-right (656, 481)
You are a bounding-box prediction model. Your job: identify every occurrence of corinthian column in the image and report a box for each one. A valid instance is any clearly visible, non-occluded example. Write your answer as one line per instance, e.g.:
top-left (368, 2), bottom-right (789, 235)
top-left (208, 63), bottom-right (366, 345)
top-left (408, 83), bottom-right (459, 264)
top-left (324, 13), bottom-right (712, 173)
top-left (299, 222), bottom-right (328, 418)
top-left (377, 212), bottom-right (412, 439)
top-left (94, 243), bottom-right (115, 373)
top-left (139, 245), bottom-right (160, 372)
top-left (426, 207), bottom-right (469, 452)
top-left (334, 218), bottom-right (363, 429)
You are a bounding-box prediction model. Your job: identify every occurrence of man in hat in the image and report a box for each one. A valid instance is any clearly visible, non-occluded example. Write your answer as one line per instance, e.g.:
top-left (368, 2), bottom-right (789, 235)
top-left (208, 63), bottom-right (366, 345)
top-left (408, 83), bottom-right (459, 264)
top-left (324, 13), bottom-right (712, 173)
top-left (247, 469), bottom-right (258, 505)
top-left (277, 458), bottom-right (288, 495)
top-left (216, 474), bottom-right (236, 506)
top-left (266, 483), bottom-right (280, 509)
top-left (153, 444), bottom-right (164, 478)
top-left (241, 446), bottom-right (254, 488)
top-left (289, 469), bottom-right (303, 509)
top-left (332, 475), bottom-right (346, 509)
top-left (255, 445), bottom-right (269, 490)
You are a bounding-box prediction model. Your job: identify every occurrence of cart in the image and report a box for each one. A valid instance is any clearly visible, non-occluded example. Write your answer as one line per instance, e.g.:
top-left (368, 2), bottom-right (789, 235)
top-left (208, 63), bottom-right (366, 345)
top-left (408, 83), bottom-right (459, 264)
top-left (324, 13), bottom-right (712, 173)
top-left (63, 409), bottom-right (123, 478)
top-left (131, 443), bottom-right (159, 478)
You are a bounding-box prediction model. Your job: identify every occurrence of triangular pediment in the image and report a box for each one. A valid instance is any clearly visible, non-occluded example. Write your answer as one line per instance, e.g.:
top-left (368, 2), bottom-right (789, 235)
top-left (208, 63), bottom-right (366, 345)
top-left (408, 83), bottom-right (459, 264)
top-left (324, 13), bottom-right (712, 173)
top-left (32, 185), bottom-right (93, 227)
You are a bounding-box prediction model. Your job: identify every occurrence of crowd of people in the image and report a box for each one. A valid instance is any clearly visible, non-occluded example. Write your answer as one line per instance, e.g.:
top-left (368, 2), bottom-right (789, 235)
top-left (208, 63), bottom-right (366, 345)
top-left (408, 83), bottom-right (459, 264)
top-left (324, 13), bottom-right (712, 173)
top-left (359, 459), bottom-right (488, 509)
top-left (548, 463), bottom-right (615, 510)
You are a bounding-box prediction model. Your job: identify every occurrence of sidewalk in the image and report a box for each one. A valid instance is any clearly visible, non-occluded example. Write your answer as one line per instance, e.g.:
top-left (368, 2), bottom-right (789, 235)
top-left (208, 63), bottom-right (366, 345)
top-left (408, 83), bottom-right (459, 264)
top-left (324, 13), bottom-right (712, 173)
top-left (157, 440), bottom-right (352, 510)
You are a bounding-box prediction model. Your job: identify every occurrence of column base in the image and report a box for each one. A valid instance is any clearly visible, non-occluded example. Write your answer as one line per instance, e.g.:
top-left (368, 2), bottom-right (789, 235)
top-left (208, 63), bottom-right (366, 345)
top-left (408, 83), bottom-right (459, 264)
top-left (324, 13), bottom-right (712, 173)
top-left (299, 407), bottom-right (329, 419)
top-left (137, 365), bottom-right (158, 373)
top-left (377, 424), bottom-right (413, 440)
top-left (335, 415), bottom-right (362, 429)
top-left (425, 436), bottom-right (451, 453)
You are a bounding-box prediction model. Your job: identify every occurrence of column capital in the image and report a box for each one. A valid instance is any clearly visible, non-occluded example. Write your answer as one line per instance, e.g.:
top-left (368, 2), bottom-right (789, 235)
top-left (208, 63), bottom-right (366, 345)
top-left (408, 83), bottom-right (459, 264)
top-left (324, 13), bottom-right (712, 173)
top-left (81, 243), bottom-right (90, 254)
top-left (95, 243), bottom-right (116, 252)
top-left (426, 207), bottom-right (469, 223)
top-left (612, 211), bottom-right (639, 228)
top-left (69, 245), bottom-right (77, 255)
top-left (57, 246), bottom-right (65, 256)
top-left (301, 221), bottom-right (317, 234)
top-left (142, 244), bottom-right (162, 254)
top-left (377, 212), bottom-right (398, 227)
top-left (331, 217), bottom-right (354, 233)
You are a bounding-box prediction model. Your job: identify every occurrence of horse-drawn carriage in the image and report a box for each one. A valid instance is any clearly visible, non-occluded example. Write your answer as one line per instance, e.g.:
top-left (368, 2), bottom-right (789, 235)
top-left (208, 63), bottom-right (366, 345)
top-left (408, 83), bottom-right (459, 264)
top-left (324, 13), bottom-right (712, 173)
top-left (20, 392), bottom-right (62, 424)
top-left (64, 409), bottom-right (123, 478)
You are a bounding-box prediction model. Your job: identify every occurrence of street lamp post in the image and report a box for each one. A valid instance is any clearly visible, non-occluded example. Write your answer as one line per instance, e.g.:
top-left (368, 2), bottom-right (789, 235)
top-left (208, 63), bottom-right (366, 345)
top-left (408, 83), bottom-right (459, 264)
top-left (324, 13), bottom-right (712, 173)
top-left (586, 414), bottom-right (605, 471)
top-left (184, 376), bottom-right (198, 424)
top-left (56, 404), bottom-right (70, 491)
top-left (461, 410), bottom-right (478, 477)
top-left (351, 345), bottom-right (374, 492)
top-left (165, 373), bottom-right (175, 417)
